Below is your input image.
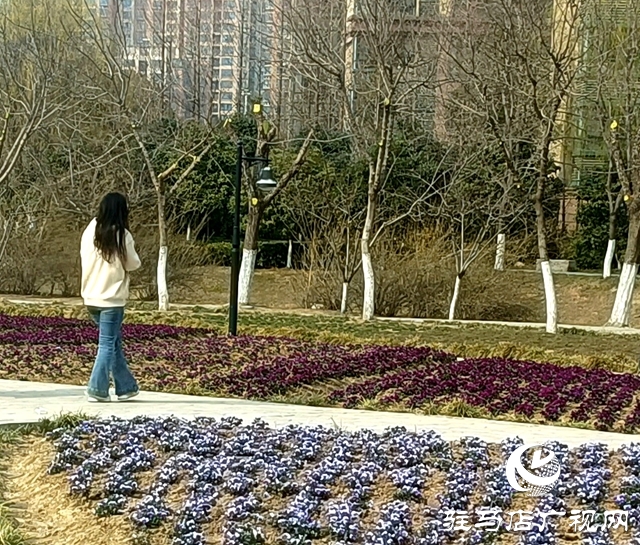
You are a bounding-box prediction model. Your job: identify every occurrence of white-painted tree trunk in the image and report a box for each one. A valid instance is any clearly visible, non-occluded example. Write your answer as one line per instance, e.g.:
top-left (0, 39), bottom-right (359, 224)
top-left (448, 275), bottom-right (461, 321)
top-left (238, 248), bottom-right (257, 306)
top-left (287, 240), bottom-right (293, 269)
top-left (362, 250), bottom-right (375, 321)
top-left (157, 245), bottom-right (169, 311)
top-left (340, 282), bottom-right (349, 314)
top-left (540, 260), bottom-right (558, 334)
top-left (494, 233), bottom-right (506, 271)
top-left (186, 223), bottom-right (191, 242)
top-left (603, 239), bottom-right (616, 279)
top-left (608, 262), bottom-right (638, 327)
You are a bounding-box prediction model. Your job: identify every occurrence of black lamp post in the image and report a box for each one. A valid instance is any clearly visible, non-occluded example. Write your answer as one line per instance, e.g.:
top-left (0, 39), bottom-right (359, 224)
top-left (228, 140), bottom-right (277, 336)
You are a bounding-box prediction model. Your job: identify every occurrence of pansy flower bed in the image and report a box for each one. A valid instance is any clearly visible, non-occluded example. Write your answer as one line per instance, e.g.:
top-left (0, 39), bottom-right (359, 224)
top-left (38, 416), bottom-right (639, 544)
top-left (2, 313), bottom-right (640, 432)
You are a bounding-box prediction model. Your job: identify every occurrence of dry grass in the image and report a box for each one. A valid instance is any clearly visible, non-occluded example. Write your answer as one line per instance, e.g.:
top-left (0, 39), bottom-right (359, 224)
top-left (4, 437), bottom-right (134, 545)
top-left (171, 266), bottom-right (640, 327)
top-left (0, 504), bottom-right (23, 545)
top-left (0, 428), bottom-right (26, 545)
top-left (172, 266), bottom-right (303, 309)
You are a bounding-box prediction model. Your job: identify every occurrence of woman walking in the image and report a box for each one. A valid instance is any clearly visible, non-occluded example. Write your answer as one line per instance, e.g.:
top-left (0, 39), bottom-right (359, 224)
top-left (80, 192), bottom-right (141, 402)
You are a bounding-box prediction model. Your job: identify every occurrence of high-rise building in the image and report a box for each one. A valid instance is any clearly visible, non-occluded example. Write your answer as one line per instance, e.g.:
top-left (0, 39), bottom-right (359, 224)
top-left (266, 0), bottom-right (441, 139)
top-left (344, 0), bottom-right (439, 128)
top-left (93, 0), bottom-right (278, 121)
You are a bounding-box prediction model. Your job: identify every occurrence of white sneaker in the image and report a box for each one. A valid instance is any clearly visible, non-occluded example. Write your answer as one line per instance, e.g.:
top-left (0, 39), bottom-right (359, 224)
top-left (118, 391), bottom-right (139, 401)
top-left (87, 393), bottom-right (111, 403)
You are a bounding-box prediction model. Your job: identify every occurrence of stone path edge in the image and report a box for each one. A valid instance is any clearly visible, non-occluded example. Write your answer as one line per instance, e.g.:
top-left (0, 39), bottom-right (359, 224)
top-left (2, 379), bottom-right (639, 450)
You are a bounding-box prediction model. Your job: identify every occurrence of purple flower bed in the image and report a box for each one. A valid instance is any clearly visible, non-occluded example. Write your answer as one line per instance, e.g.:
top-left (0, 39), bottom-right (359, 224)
top-left (0, 313), bottom-right (450, 396)
top-left (45, 417), bottom-right (636, 544)
top-left (2, 312), bottom-right (640, 432)
top-left (0, 314), bottom-right (207, 344)
top-left (329, 357), bottom-right (640, 432)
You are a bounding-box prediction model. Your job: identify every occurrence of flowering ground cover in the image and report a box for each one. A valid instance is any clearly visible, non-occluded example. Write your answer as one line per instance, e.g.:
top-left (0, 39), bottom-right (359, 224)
top-left (2, 313), bottom-right (640, 432)
top-left (5, 416), bottom-right (636, 545)
top-left (2, 300), bottom-right (638, 373)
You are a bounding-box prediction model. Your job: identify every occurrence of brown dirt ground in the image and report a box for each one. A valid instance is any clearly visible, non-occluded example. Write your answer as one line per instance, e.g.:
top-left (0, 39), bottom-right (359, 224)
top-left (172, 266), bottom-right (302, 310)
top-left (170, 267), bottom-right (640, 328)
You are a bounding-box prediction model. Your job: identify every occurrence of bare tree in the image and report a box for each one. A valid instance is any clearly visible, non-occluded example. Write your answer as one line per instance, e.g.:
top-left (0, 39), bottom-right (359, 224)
top-left (236, 108), bottom-right (313, 306)
top-left (0, 0), bottom-right (75, 190)
top-left (0, 0), bottom-right (82, 277)
top-left (68, 1), bottom-right (213, 310)
top-left (602, 159), bottom-right (623, 279)
top-left (286, 0), bottom-right (437, 320)
top-left (440, 0), bottom-right (582, 333)
top-left (279, 145), bottom-right (366, 313)
top-left (431, 149), bottom-right (530, 320)
top-left (587, 1), bottom-right (640, 325)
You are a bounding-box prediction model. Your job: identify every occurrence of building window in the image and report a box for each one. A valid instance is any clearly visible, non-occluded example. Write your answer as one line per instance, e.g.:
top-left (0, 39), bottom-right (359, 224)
top-left (221, 103), bottom-right (232, 112)
top-left (222, 57), bottom-right (233, 66)
top-left (221, 69), bottom-right (233, 78)
top-left (123, 22), bottom-right (132, 42)
top-left (222, 92), bottom-right (233, 101)
top-left (222, 46), bottom-right (234, 56)
top-left (220, 80), bottom-right (233, 89)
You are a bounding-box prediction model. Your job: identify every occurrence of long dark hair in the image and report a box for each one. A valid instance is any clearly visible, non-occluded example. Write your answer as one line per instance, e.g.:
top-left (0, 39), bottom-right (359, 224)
top-left (94, 192), bottom-right (129, 263)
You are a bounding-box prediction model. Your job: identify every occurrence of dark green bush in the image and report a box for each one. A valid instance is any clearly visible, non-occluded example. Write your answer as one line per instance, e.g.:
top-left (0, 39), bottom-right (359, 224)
top-left (572, 173), bottom-right (627, 270)
top-left (204, 241), bottom-right (304, 269)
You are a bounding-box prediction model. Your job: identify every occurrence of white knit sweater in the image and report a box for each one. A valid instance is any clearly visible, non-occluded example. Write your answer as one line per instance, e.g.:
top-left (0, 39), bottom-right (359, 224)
top-left (80, 218), bottom-right (141, 307)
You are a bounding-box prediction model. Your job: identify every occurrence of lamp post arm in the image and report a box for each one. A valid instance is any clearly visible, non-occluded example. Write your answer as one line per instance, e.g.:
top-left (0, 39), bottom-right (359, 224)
top-left (241, 155), bottom-right (269, 200)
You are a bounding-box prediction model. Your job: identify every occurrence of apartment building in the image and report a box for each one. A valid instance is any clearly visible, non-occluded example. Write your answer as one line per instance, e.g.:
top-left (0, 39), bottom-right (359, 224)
top-left (346, 0), bottom-right (440, 116)
top-left (94, 0), bottom-right (276, 121)
top-left (266, 0), bottom-right (441, 140)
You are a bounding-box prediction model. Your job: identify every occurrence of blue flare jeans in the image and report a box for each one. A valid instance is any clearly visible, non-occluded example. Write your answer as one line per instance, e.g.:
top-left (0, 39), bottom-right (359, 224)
top-left (86, 306), bottom-right (138, 398)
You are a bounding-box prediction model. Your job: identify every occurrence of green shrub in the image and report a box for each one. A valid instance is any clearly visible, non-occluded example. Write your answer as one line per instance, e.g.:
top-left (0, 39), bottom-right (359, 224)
top-left (573, 173), bottom-right (627, 270)
top-left (204, 241), bottom-right (303, 269)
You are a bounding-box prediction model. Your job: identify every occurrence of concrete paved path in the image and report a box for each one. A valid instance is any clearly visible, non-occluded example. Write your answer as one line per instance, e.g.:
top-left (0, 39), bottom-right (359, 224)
top-left (2, 379), bottom-right (638, 449)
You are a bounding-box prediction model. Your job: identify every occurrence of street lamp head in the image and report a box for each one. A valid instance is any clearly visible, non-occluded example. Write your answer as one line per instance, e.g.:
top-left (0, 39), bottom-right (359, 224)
top-left (256, 166), bottom-right (277, 193)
